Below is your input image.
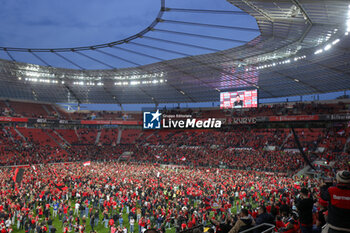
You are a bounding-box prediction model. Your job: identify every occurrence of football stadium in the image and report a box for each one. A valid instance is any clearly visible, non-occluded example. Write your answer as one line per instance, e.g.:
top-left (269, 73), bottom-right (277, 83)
top-left (0, 1), bottom-right (349, 233)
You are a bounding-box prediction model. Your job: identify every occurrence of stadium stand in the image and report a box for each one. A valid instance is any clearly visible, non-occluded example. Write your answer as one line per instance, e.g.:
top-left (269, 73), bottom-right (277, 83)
top-left (99, 128), bottom-right (120, 145)
top-left (1, 100), bottom-right (350, 121)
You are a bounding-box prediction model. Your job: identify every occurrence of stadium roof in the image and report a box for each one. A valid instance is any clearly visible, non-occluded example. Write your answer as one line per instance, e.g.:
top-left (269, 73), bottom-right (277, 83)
top-left (0, 0), bottom-right (349, 104)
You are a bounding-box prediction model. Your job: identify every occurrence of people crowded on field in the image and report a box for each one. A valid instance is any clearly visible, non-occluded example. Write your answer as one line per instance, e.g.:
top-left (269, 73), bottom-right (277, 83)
top-left (0, 161), bottom-right (349, 233)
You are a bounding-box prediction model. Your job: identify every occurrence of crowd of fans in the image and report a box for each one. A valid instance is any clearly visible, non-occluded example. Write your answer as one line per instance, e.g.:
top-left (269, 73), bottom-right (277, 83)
top-left (130, 146), bottom-right (305, 173)
top-left (0, 162), bottom-right (349, 233)
top-left (135, 128), bottom-right (345, 152)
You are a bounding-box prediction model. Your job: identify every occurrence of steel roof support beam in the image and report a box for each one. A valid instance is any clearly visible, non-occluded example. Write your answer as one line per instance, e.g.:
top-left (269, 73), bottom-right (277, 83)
top-left (154, 29), bottom-right (249, 44)
top-left (111, 46), bottom-right (164, 62)
top-left (30, 52), bottom-right (51, 67)
top-left (4, 49), bottom-right (15, 62)
top-left (95, 50), bottom-right (141, 66)
top-left (165, 8), bottom-right (250, 15)
top-left (129, 42), bottom-right (190, 57)
top-left (161, 19), bottom-right (259, 32)
top-left (239, 0), bottom-right (273, 22)
top-left (290, 0), bottom-right (313, 26)
top-left (53, 52), bottom-right (85, 70)
top-left (74, 51), bottom-right (116, 69)
top-left (143, 36), bottom-right (219, 52)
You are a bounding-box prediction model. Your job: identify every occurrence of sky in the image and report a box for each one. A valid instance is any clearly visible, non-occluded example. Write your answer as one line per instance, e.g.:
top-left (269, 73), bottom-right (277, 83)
top-left (0, 0), bottom-right (259, 69)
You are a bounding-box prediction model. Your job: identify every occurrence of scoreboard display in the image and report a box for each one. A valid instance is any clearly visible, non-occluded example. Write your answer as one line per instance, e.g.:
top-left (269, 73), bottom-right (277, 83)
top-left (220, 89), bottom-right (258, 109)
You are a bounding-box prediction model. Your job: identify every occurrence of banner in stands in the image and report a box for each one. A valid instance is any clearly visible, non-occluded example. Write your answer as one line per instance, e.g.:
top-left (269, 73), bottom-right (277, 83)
top-left (26, 118), bottom-right (141, 125)
top-left (284, 149), bottom-right (301, 153)
top-left (27, 118), bottom-right (80, 124)
top-left (324, 114), bottom-right (350, 121)
top-left (232, 117), bottom-right (257, 124)
top-left (269, 115), bottom-right (319, 122)
top-left (0, 117), bottom-right (28, 122)
top-left (80, 120), bottom-right (142, 125)
top-left (229, 147), bottom-right (253, 151)
top-left (29, 118), bottom-right (58, 124)
top-left (265, 146), bottom-right (276, 151)
top-left (59, 119), bottom-right (80, 124)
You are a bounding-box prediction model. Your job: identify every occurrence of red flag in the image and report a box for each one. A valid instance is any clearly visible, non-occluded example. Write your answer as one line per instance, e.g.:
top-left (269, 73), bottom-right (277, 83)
top-left (337, 129), bottom-right (345, 135)
top-left (54, 183), bottom-right (68, 191)
top-left (12, 168), bottom-right (19, 183)
top-left (13, 168), bottom-right (24, 183)
top-left (83, 161), bottom-right (91, 166)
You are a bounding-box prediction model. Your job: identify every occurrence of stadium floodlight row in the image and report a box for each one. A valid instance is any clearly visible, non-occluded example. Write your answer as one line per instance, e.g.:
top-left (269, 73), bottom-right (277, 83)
top-left (0, 0), bottom-right (349, 104)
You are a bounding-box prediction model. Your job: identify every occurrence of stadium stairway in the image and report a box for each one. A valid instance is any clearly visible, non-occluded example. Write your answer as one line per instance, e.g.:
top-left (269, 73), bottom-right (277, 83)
top-left (117, 151), bottom-right (133, 162)
top-left (296, 159), bottom-right (337, 178)
top-left (117, 129), bottom-right (122, 144)
top-left (279, 131), bottom-right (293, 150)
top-left (74, 127), bottom-right (80, 141)
top-left (146, 132), bottom-right (154, 140)
top-left (7, 127), bottom-right (25, 143)
top-left (51, 105), bottom-right (61, 118)
top-left (136, 132), bottom-right (144, 141)
top-left (53, 130), bottom-right (71, 146)
top-left (2, 127), bottom-right (14, 143)
top-left (45, 129), bottom-right (66, 149)
top-left (95, 130), bottom-right (101, 144)
top-left (295, 164), bottom-right (310, 178)
top-left (14, 128), bottom-right (27, 142)
top-left (42, 105), bottom-right (51, 115)
top-left (4, 100), bottom-right (15, 113)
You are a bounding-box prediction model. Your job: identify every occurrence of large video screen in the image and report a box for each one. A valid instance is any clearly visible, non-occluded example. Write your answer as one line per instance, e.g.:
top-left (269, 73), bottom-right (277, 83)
top-left (220, 89), bottom-right (258, 109)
